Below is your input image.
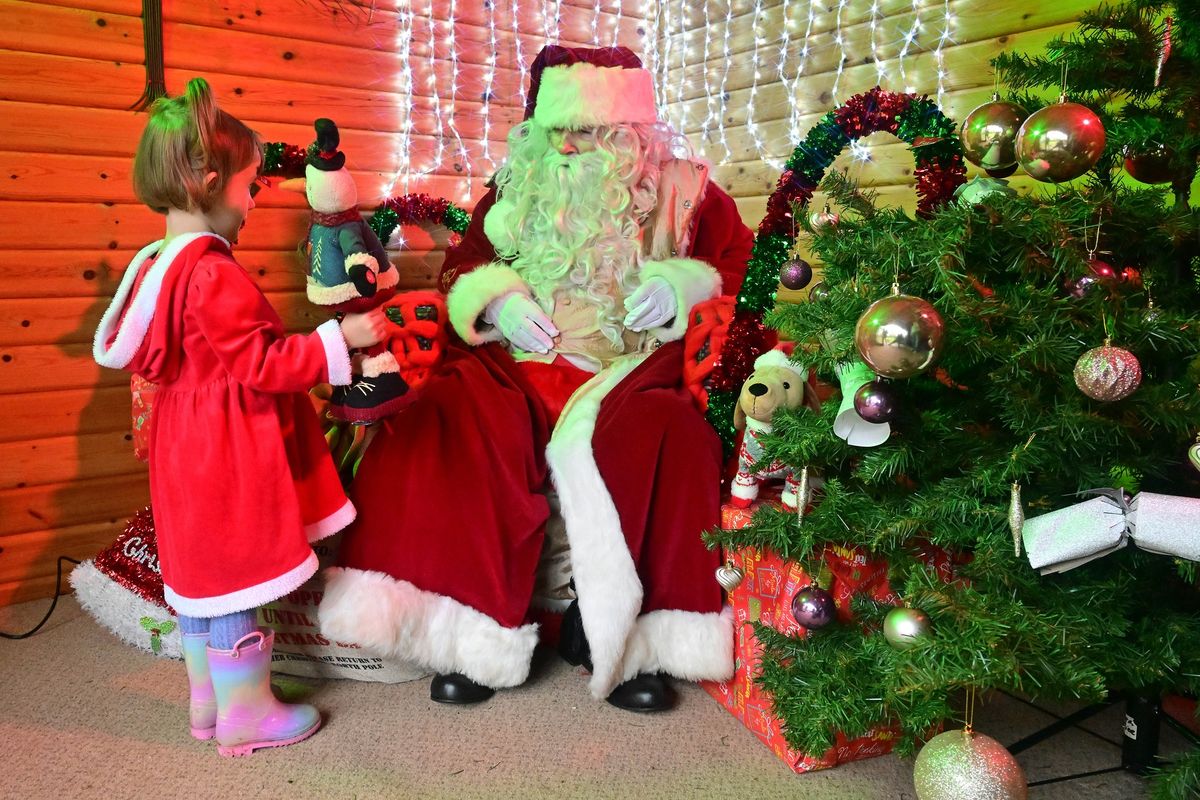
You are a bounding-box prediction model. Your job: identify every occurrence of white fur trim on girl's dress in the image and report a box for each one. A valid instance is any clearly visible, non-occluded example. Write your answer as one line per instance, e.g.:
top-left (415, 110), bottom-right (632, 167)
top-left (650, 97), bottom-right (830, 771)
top-left (93, 233), bottom-right (228, 369)
top-left (532, 63), bottom-right (659, 131)
top-left (318, 566), bottom-right (539, 689)
top-left (303, 498), bottom-right (356, 543)
top-left (163, 551), bottom-right (320, 618)
top-left (446, 262), bottom-right (531, 344)
top-left (618, 607), bottom-right (735, 685)
top-left (546, 353), bottom-right (650, 699)
top-left (316, 319), bottom-right (353, 386)
top-left (638, 258), bottom-right (722, 343)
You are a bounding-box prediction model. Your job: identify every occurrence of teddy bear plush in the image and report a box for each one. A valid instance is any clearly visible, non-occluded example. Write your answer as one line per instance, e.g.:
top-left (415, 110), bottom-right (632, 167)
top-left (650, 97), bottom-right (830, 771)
top-left (730, 348), bottom-right (817, 510)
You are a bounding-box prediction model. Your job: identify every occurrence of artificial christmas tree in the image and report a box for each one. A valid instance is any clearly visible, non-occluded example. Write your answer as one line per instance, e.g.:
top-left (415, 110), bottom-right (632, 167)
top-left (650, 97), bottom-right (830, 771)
top-left (704, 5), bottom-right (1200, 794)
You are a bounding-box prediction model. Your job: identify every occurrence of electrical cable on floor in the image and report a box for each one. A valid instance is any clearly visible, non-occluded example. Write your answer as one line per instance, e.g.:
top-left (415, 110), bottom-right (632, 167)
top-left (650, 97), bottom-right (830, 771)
top-left (0, 556), bottom-right (81, 640)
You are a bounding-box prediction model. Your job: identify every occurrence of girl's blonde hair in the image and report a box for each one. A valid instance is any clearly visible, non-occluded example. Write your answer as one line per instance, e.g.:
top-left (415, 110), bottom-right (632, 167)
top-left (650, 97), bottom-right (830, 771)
top-left (132, 77), bottom-right (262, 215)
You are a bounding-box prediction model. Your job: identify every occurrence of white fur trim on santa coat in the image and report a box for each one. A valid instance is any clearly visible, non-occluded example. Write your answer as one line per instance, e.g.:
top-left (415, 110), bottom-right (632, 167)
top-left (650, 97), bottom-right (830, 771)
top-left (344, 250), bottom-right (379, 275)
top-left (532, 63), bottom-right (658, 131)
top-left (638, 258), bottom-right (722, 343)
top-left (318, 566), bottom-right (539, 689)
top-left (93, 232), bottom-right (228, 369)
top-left (303, 497), bottom-right (356, 543)
top-left (361, 350), bottom-right (400, 378)
top-left (164, 550), bottom-right (320, 618)
top-left (446, 261), bottom-right (531, 345)
top-left (546, 353), bottom-right (650, 699)
top-left (316, 319), bottom-right (353, 386)
top-left (618, 607), bottom-right (735, 684)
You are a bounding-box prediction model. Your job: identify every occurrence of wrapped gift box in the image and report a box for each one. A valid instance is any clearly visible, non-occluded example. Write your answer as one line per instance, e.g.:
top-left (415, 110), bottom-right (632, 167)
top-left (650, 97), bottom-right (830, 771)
top-left (702, 489), bottom-right (902, 773)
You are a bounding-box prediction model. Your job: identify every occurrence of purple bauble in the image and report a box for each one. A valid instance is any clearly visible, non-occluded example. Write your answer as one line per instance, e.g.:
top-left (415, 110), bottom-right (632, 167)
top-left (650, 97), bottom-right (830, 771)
top-left (853, 380), bottom-right (898, 423)
top-left (791, 585), bottom-right (837, 629)
top-left (780, 258), bottom-right (813, 290)
top-left (1069, 274), bottom-right (1099, 298)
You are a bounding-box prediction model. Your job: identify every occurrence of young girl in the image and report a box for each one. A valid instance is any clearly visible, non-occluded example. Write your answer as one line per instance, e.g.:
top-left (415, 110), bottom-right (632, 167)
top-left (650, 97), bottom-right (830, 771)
top-left (92, 78), bottom-right (386, 757)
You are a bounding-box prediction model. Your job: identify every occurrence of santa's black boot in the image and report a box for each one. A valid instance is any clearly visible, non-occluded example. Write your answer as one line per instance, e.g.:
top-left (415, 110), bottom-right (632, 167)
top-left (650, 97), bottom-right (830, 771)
top-left (430, 673), bottom-right (495, 705)
top-left (606, 674), bottom-right (677, 713)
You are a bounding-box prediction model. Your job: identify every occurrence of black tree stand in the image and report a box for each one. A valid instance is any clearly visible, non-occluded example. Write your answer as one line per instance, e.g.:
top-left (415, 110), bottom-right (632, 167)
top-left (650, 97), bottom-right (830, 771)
top-left (1001, 691), bottom-right (1198, 787)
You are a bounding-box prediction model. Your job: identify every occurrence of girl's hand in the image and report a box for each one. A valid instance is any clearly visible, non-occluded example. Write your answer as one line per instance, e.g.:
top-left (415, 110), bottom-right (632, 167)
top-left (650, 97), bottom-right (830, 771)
top-left (340, 309), bottom-right (388, 349)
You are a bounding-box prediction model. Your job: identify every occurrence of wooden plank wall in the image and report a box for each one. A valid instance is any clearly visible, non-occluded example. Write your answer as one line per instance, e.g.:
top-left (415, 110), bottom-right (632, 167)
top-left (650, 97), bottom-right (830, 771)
top-left (0, 0), bottom-right (650, 605)
top-left (662, 0), bottom-right (1104, 232)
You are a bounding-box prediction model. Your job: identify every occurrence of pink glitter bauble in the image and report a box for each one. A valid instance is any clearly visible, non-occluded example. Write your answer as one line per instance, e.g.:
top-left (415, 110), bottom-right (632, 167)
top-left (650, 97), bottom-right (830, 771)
top-left (1074, 345), bottom-right (1142, 402)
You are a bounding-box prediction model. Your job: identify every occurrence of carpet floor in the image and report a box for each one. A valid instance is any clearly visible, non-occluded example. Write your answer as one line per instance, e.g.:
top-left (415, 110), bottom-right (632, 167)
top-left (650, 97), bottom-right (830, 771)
top-left (0, 596), bottom-right (1187, 800)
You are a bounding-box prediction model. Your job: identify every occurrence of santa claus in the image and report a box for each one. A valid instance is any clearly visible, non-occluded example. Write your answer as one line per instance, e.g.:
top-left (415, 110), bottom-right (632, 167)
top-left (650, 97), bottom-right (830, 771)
top-left (318, 45), bottom-right (753, 711)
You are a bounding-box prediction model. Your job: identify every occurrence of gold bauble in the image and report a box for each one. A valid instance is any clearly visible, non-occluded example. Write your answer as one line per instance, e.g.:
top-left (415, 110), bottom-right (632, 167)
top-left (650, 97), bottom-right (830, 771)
top-left (854, 294), bottom-right (945, 379)
top-left (1016, 100), bottom-right (1106, 183)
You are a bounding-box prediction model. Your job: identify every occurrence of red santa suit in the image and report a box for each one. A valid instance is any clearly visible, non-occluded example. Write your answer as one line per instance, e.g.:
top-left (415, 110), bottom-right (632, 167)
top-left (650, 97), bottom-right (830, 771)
top-left (319, 47), bottom-right (753, 698)
top-left (93, 232), bottom-right (356, 617)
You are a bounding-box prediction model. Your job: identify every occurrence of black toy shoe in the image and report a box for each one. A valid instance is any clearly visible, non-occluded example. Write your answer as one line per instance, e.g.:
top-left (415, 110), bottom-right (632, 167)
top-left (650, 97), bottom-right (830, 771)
top-left (346, 262), bottom-right (378, 299)
top-left (331, 371), bottom-right (412, 425)
top-left (430, 673), bottom-right (495, 705)
top-left (605, 673), bottom-right (676, 713)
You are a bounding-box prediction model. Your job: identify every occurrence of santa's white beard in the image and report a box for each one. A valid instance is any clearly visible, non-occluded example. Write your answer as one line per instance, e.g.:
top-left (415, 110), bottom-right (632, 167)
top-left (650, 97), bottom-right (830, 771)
top-left (497, 148), bottom-right (644, 347)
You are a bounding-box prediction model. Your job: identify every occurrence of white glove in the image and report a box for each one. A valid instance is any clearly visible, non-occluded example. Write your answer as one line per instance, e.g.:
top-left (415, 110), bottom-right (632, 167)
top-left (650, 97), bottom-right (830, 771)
top-left (483, 292), bottom-right (560, 354)
top-left (622, 277), bottom-right (677, 332)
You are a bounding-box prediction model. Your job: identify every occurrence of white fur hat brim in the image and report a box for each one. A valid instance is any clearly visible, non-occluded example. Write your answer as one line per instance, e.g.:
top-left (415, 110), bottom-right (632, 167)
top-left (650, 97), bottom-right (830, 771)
top-left (532, 63), bottom-right (659, 130)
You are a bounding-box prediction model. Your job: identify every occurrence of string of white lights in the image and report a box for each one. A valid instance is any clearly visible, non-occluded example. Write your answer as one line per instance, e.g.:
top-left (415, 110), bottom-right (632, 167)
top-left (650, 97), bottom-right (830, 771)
top-left (479, 0), bottom-right (498, 173)
top-left (386, 3), bottom-right (416, 201)
top-left (898, 0), bottom-right (924, 93)
top-left (831, 0), bottom-right (848, 105)
top-left (612, 0), bottom-right (623, 46)
top-left (870, 0), bottom-right (886, 84)
top-left (590, 0), bottom-right (602, 44)
top-left (552, 0), bottom-right (563, 42)
top-left (699, 0), bottom-right (716, 149)
top-left (421, 3), bottom-right (446, 181)
top-left (442, 0), bottom-right (473, 200)
top-left (674, 0), bottom-right (689, 132)
top-left (657, 0), bottom-right (672, 109)
top-left (744, 0), bottom-right (783, 169)
top-left (511, 0), bottom-right (527, 107)
top-left (936, 0), bottom-right (954, 105)
top-left (642, 0), bottom-right (661, 111)
top-left (714, 0), bottom-right (734, 163)
top-left (790, 1), bottom-right (817, 143)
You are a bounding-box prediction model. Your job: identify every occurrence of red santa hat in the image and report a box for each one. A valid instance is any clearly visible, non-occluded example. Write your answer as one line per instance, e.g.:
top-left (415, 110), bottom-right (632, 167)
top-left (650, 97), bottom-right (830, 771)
top-left (523, 45), bottom-right (659, 131)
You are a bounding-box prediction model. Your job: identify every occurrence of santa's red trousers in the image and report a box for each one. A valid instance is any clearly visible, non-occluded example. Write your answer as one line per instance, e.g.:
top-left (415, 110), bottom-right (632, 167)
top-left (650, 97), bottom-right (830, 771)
top-left (336, 338), bottom-right (724, 631)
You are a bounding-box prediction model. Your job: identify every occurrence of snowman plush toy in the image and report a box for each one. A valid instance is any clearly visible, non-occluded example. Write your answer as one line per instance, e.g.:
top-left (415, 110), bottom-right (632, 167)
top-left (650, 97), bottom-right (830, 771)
top-left (285, 118), bottom-right (416, 423)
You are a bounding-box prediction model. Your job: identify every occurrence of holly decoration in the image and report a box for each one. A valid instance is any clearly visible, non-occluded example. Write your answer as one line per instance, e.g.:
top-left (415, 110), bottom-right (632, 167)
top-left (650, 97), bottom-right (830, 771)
top-left (139, 616), bottom-right (176, 654)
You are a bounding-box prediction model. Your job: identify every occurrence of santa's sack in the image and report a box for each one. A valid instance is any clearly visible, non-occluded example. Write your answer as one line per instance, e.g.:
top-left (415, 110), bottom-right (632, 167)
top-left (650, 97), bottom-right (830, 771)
top-left (70, 507), bottom-right (428, 683)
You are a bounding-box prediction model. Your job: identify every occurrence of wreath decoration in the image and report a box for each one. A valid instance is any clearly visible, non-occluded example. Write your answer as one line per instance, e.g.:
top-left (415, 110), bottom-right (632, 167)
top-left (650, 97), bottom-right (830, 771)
top-left (703, 87), bottom-right (967, 453)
